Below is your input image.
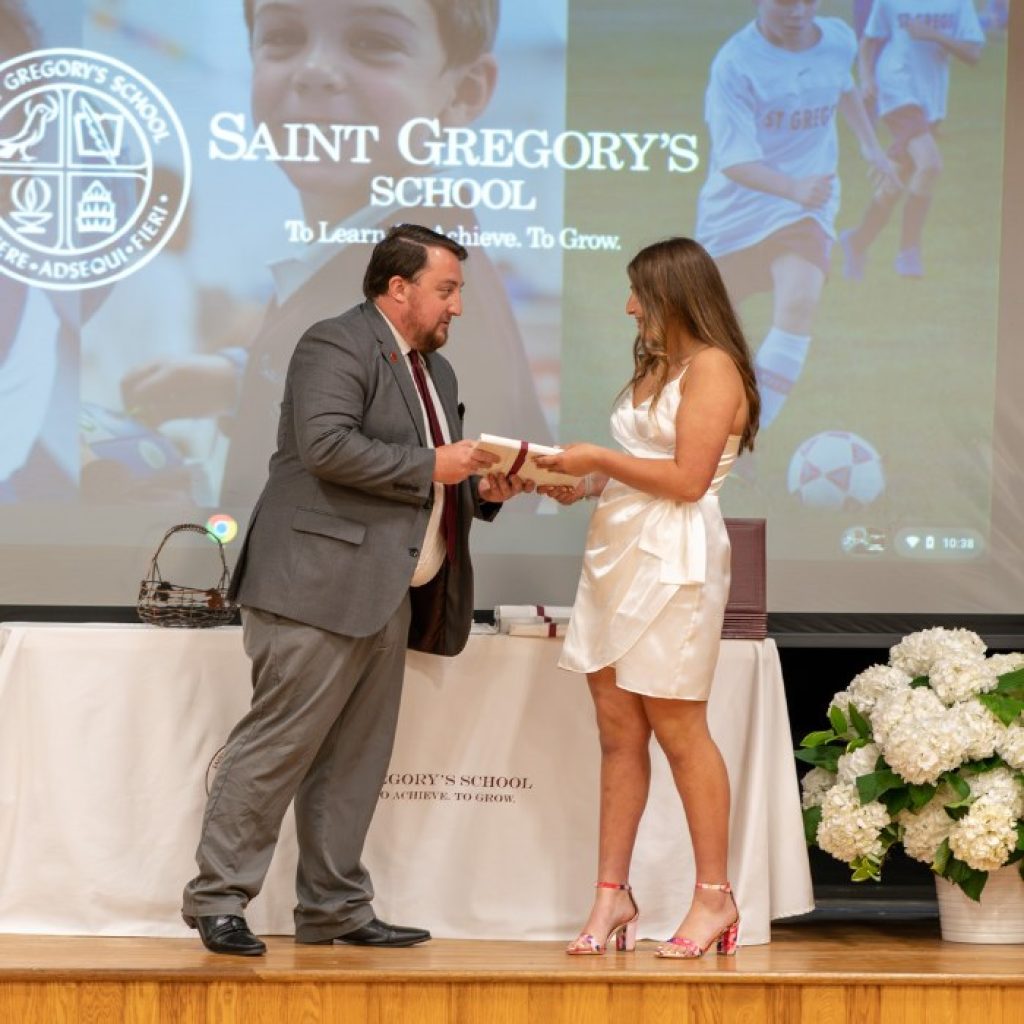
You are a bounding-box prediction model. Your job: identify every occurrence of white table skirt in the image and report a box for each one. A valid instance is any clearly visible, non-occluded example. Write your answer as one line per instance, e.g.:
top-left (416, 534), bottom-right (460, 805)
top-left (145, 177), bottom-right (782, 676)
top-left (0, 623), bottom-right (812, 944)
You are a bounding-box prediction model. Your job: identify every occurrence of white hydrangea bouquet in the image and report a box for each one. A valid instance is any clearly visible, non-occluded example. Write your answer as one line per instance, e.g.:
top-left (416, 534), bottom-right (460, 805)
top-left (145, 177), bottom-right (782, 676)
top-left (797, 627), bottom-right (1024, 901)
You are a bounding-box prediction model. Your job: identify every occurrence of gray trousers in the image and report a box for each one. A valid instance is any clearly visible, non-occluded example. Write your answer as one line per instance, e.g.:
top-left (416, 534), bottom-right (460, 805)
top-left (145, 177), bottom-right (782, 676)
top-left (182, 597), bottom-right (411, 941)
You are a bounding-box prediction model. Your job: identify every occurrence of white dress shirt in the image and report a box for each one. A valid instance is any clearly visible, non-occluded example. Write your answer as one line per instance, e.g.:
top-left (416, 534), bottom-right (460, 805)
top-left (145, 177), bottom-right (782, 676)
top-left (376, 307), bottom-right (450, 587)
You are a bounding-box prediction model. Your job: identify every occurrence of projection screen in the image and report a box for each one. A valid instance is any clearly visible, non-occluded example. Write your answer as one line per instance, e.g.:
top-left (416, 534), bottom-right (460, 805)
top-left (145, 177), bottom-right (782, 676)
top-left (0, 0), bottom-right (1020, 619)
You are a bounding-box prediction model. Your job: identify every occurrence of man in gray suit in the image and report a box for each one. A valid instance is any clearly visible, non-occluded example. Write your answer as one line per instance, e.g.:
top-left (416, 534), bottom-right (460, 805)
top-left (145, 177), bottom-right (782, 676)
top-left (182, 224), bottom-right (528, 956)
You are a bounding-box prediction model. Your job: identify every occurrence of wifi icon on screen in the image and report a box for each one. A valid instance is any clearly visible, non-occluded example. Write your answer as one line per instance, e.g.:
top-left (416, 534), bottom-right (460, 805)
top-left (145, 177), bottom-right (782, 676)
top-left (904, 535), bottom-right (920, 549)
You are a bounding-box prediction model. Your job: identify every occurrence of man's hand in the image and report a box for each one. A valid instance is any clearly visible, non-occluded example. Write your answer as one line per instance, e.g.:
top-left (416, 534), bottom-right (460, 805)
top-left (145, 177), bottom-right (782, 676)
top-left (478, 473), bottom-right (535, 502)
top-left (433, 440), bottom-right (498, 484)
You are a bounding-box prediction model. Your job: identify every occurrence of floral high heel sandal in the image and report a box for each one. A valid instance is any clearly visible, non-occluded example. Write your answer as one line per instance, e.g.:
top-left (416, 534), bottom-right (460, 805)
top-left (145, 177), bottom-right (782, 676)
top-left (566, 882), bottom-right (640, 955)
top-left (656, 881), bottom-right (739, 959)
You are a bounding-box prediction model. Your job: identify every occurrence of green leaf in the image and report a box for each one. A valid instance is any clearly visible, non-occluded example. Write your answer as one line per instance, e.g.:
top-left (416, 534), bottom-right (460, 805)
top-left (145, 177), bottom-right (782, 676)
top-left (850, 855), bottom-right (882, 882)
top-left (846, 737), bottom-right (869, 753)
top-left (944, 858), bottom-right (988, 902)
top-left (794, 746), bottom-right (842, 772)
top-left (994, 666), bottom-right (1024, 699)
top-left (931, 838), bottom-right (951, 875)
top-left (1017, 822), bottom-right (1024, 852)
top-left (856, 769), bottom-right (903, 805)
top-left (963, 756), bottom-right (1004, 775)
top-left (880, 787), bottom-right (911, 815)
top-left (828, 705), bottom-right (848, 736)
top-left (910, 675), bottom-right (931, 688)
top-left (978, 692), bottom-right (1024, 727)
top-left (800, 729), bottom-right (838, 749)
top-left (964, 872), bottom-right (988, 903)
top-left (909, 783), bottom-right (937, 811)
top-left (881, 822), bottom-right (902, 848)
top-left (803, 805), bottom-right (822, 846)
top-left (849, 703), bottom-right (872, 740)
top-left (941, 771), bottom-right (971, 801)
top-left (942, 776), bottom-right (974, 818)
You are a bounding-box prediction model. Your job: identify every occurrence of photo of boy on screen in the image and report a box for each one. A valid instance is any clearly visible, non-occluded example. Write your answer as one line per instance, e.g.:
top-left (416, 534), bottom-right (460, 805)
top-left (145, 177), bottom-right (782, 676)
top-left (119, 0), bottom-right (553, 509)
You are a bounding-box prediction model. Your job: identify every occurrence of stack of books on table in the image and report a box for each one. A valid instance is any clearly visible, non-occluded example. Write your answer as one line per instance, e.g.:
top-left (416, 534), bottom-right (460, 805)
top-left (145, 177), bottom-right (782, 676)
top-left (722, 519), bottom-right (767, 640)
top-left (494, 605), bottom-right (572, 638)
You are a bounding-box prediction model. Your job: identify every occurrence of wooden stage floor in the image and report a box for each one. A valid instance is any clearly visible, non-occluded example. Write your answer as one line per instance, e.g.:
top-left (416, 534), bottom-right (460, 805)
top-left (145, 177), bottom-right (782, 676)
top-left (1, 920), bottom-right (1023, 1022)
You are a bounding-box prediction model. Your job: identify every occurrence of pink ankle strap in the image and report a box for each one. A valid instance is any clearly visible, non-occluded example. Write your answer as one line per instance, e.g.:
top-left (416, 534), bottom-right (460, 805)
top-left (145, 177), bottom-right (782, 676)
top-left (695, 881), bottom-right (732, 893)
top-left (595, 881), bottom-right (631, 891)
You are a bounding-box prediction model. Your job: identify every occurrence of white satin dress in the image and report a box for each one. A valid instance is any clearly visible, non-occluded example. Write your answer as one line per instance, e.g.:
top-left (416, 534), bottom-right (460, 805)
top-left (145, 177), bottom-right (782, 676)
top-left (559, 370), bottom-right (740, 700)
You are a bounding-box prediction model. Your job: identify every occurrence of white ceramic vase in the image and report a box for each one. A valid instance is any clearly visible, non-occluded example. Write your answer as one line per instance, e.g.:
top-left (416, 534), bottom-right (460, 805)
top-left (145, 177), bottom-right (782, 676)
top-left (935, 864), bottom-right (1024, 943)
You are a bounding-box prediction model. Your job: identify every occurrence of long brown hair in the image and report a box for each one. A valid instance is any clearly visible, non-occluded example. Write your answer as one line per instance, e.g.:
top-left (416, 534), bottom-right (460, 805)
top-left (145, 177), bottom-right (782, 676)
top-left (623, 237), bottom-right (760, 452)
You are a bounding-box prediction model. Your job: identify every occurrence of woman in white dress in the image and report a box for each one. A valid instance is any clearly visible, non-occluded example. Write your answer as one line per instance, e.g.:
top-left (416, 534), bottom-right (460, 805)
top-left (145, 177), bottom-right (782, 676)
top-left (535, 237), bottom-right (759, 958)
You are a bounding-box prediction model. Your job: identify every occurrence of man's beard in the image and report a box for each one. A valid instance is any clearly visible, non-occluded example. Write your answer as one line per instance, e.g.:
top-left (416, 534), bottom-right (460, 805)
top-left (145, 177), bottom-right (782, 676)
top-left (414, 322), bottom-right (450, 353)
top-left (404, 289), bottom-right (451, 353)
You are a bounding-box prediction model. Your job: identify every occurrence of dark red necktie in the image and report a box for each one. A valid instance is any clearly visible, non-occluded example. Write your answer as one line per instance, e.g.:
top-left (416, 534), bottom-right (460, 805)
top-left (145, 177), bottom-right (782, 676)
top-left (408, 350), bottom-right (457, 563)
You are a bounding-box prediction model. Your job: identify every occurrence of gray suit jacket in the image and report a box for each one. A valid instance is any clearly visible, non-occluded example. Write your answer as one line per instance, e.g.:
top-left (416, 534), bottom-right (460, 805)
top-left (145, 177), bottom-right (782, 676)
top-left (229, 300), bottom-right (495, 655)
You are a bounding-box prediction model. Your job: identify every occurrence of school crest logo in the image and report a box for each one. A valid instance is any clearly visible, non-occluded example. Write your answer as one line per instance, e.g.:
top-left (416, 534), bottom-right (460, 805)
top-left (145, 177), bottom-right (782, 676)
top-left (0, 48), bottom-right (190, 290)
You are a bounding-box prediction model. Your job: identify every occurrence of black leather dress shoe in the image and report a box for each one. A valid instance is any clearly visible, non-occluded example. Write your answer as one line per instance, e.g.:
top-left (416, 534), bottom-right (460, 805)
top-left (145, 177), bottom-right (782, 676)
top-left (184, 914), bottom-right (267, 956)
top-left (306, 917), bottom-right (431, 948)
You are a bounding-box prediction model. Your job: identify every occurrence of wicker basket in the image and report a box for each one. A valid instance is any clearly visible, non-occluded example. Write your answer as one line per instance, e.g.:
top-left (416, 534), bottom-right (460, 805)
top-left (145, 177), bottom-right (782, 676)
top-left (137, 523), bottom-right (237, 628)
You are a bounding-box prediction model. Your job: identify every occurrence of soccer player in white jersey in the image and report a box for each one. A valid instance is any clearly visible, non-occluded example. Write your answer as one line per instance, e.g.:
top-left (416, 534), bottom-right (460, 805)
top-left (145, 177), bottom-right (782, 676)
top-left (696, 1), bottom-right (897, 430)
top-left (840, 0), bottom-right (984, 279)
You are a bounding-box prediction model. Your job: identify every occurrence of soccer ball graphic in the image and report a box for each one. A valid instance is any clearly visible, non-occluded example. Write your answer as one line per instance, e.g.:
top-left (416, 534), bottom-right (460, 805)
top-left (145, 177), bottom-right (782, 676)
top-left (787, 431), bottom-right (885, 510)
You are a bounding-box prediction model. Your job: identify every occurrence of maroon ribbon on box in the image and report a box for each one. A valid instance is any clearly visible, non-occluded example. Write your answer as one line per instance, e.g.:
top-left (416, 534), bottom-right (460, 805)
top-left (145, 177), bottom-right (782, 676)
top-left (507, 440), bottom-right (530, 479)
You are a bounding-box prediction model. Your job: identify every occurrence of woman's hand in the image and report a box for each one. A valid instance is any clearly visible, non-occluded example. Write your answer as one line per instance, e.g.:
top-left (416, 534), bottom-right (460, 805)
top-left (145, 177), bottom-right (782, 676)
top-left (535, 444), bottom-right (607, 505)
top-left (537, 479), bottom-right (587, 505)
top-left (478, 473), bottom-right (535, 502)
top-left (533, 442), bottom-right (603, 478)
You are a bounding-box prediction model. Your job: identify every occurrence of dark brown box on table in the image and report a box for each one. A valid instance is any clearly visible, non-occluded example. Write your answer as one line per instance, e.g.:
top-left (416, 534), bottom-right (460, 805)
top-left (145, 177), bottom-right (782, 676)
top-left (723, 518), bottom-right (767, 640)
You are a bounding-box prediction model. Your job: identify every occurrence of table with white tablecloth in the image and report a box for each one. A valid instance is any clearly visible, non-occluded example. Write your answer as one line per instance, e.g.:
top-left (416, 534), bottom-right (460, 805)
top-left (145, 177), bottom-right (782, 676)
top-left (0, 623), bottom-right (812, 944)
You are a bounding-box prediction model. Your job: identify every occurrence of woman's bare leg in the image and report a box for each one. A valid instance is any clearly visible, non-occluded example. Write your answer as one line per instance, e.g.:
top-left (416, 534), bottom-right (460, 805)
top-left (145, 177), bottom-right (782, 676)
top-left (643, 696), bottom-right (737, 948)
top-left (568, 667), bottom-right (651, 948)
